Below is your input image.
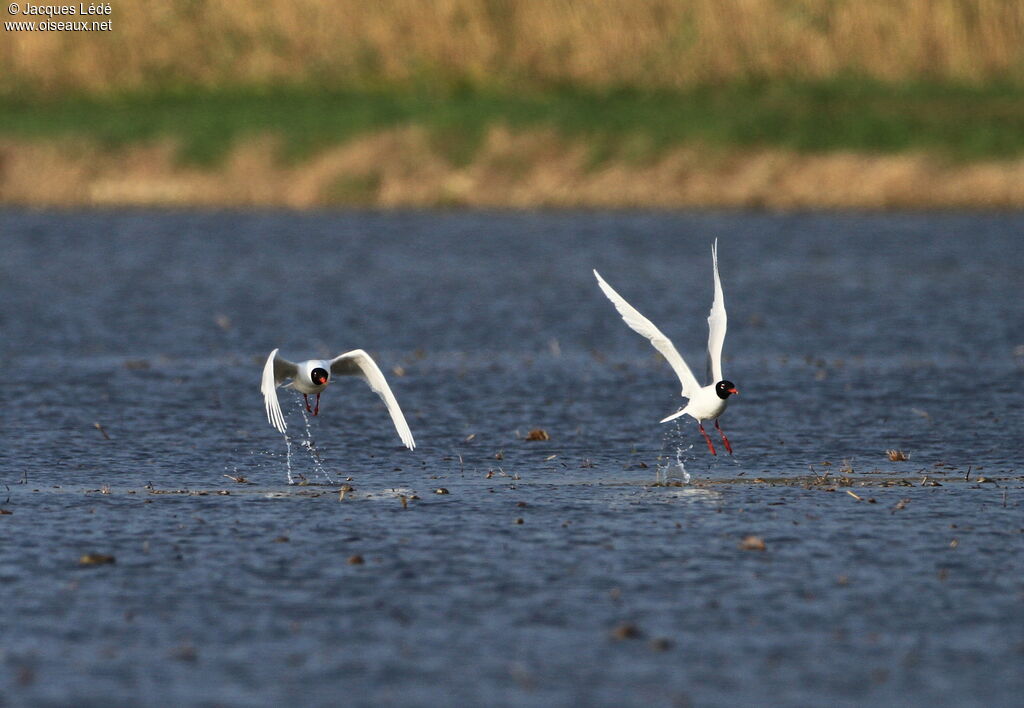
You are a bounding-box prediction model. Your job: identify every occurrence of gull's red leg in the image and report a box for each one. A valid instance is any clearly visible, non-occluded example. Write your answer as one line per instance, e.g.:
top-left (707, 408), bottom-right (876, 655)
top-left (304, 394), bottom-right (313, 414)
top-left (715, 419), bottom-right (733, 455)
top-left (698, 422), bottom-right (717, 456)
top-left (313, 393), bottom-right (320, 416)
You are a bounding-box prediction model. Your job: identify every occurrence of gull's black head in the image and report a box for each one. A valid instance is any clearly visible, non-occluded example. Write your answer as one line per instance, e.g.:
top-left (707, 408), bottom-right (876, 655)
top-left (715, 380), bottom-right (739, 399)
top-left (311, 368), bottom-right (330, 386)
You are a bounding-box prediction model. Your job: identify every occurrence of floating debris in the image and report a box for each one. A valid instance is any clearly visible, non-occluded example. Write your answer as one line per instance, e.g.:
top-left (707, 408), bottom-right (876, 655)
top-left (392, 365), bottom-right (406, 377)
top-left (846, 490), bottom-right (863, 501)
top-left (514, 517), bottom-right (524, 524)
top-left (223, 474), bottom-right (249, 484)
top-left (170, 644), bottom-right (198, 662)
top-left (347, 554), bottom-right (364, 565)
top-left (273, 536), bottom-right (290, 543)
top-left (649, 637), bottom-right (674, 652)
top-left (886, 449), bottom-right (909, 461)
top-left (93, 422), bottom-right (111, 440)
top-left (434, 488), bottom-right (450, 495)
top-left (610, 623), bottom-right (643, 640)
top-left (524, 429), bottom-right (550, 441)
top-left (892, 498), bottom-right (910, 513)
top-left (0, 509), bottom-right (13, 515)
top-left (16, 666), bottom-right (34, 686)
top-left (400, 495), bottom-right (408, 509)
top-left (739, 535), bottom-right (766, 551)
top-left (79, 553), bottom-right (115, 566)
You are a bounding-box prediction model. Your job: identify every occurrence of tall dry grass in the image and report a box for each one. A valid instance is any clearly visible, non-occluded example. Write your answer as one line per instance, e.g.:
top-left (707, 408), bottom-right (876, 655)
top-left (4, 0), bottom-right (1024, 95)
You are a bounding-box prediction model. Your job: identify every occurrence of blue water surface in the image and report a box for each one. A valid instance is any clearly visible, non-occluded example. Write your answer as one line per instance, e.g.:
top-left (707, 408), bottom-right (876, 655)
top-left (0, 210), bottom-right (1021, 707)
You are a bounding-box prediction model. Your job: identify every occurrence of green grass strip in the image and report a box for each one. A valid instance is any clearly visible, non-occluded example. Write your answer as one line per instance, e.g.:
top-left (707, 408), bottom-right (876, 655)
top-left (2, 80), bottom-right (1023, 166)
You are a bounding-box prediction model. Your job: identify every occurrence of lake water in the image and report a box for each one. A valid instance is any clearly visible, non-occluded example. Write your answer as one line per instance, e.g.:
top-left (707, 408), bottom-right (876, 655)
top-left (1, 209), bottom-right (1022, 706)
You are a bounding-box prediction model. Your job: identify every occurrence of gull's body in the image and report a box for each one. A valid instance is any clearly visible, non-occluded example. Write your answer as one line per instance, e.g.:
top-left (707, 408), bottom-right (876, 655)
top-left (594, 239), bottom-right (739, 455)
top-left (261, 348), bottom-right (415, 450)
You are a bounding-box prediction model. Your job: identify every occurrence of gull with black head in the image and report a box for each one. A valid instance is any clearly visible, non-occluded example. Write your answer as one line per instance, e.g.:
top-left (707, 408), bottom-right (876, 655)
top-left (261, 348), bottom-right (416, 450)
top-left (594, 239), bottom-right (739, 455)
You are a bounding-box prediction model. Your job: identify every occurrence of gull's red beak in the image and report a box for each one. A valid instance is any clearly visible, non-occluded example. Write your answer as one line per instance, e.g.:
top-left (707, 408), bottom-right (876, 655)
top-left (728, 387), bottom-right (739, 395)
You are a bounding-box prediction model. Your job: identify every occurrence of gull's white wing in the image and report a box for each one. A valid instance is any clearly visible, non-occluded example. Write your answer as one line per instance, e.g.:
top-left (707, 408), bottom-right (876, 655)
top-left (330, 349), bottom-right (416, 450)
top-left (261, 348), bottom-right (297, 434)
top-left (706, 239), bottom-right (728, 385)
top-left (593, 270), bottom-right (701, 398)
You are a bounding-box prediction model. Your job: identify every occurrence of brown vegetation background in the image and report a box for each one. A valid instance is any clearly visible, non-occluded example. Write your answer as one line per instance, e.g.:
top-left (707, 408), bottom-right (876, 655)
top-left (4, 1), bottom-right (1024, 208)
top-left (5, 0), bottom-right (1024, 94)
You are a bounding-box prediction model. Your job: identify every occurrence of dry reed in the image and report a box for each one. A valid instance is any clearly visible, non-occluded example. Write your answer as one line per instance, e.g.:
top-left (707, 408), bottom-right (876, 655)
top-left (11, 127), bottom-right (1024, 208)
top-left (4, 1), bottom-right (1024, 95)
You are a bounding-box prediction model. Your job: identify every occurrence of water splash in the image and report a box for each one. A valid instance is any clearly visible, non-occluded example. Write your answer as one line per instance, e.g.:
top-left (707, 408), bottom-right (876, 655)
top-left (657, 420), bottom-right (692, 484)
top-left (257, 394), bottom-right (336, 485)
top-left (284, 435), bottom-right (294, 485)
top-left (296, 396), bottom-right (334, 484)
top-left (657, 444), bottom-right (692, 484)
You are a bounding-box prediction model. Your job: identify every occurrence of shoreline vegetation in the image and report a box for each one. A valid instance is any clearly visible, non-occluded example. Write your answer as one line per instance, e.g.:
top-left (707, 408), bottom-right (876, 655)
top-left (4, 1), bottom-right (1024, 208)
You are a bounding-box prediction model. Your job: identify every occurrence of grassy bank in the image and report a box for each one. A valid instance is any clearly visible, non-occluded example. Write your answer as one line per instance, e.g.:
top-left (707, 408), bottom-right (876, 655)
top-left (4, 81), bottom-right (1024, 209)
top-left (5, 0), bottom-right (1024, 208)
top-left (4, 81), bottom-right (1024, 167)
top-left (6, 111), bottom-right (1024, 209)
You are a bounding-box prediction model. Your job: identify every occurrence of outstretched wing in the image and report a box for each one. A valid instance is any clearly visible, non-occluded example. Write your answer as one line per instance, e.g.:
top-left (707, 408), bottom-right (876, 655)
top-left (261, 348), bottom-right (297, 434)
top-left (593, 269), bottom-right (701, 398)
top-left (706, 239), bottom-right (728, 385)
top-left (330, 349), bottom-right (416, 450)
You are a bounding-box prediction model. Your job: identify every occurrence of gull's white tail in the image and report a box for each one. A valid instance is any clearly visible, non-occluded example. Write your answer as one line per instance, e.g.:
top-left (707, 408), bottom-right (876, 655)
top-left (660, 409), bottom-right (687, 424)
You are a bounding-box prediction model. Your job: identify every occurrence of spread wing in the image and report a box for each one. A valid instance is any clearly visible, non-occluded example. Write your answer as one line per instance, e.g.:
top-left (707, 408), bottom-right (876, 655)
top-left (593, 270), bottom-right (701, 398)
top-left (261, 348), bottom-right (297, 434)
top-left (330, 349), bottom-right (416, 450)
top-left (706, 239), bottom-right (727, 385)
